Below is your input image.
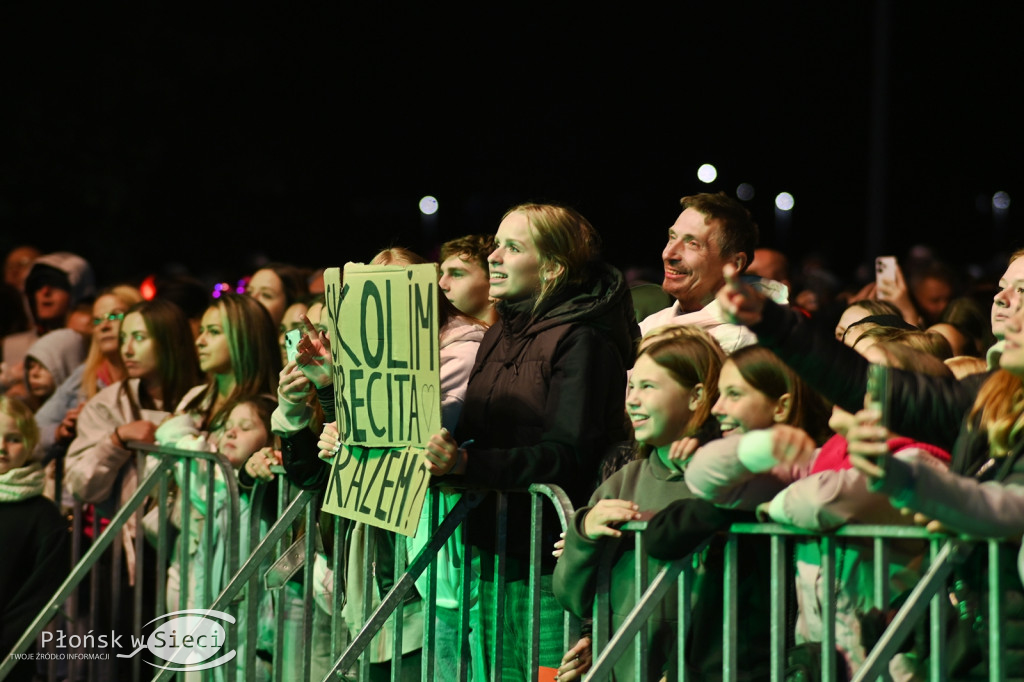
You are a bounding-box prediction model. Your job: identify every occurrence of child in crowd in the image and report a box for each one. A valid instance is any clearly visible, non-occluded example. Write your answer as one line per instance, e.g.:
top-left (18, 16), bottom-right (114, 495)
top-left (0, 395), bottom-right (69, 682)
top-left (162, 394), bottom-right (280, 682)
top-left (553, 325), bottom-right (740, 681)
top-left (675, 341), bottom-right (951, 678)
top-left (22, 328), bottom-right (89, 412)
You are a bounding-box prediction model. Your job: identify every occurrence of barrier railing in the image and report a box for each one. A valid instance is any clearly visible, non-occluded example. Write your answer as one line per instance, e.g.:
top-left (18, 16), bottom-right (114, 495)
top-left (585, 522), bottom-right (1010, 682)
top-left (5, 444), bottom-right (1018, 682)
top-left (0, 442), bottom-right (244, 682)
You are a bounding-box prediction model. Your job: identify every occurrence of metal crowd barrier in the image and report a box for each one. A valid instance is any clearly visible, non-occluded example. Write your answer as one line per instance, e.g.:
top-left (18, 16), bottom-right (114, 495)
top-left (2, 442), bottom-right (583, 682)
top-left (585, 522), bottom-right (1011, 682)
top-left (5, 442), bottom-right (1018, 682)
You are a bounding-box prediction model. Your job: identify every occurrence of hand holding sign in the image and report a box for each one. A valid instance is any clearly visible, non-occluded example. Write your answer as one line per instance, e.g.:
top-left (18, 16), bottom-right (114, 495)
top-left (318, 422), bottom-right (342, 462)
top-left (295, 313), bottom-right (333, 389)
top-left (319, 264), bottom-right (440, 537)
top-left (424, 427), bottom-right (466, 476)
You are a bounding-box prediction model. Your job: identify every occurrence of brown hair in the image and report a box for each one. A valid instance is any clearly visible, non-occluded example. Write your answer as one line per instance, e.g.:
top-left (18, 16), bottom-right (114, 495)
top-left (854, 328), bottom-right (952, 360)
top-left (119, 299), bottom-right (202, 417)
top-left (679, 192), bottom-right (759, 271)
top-left (726, 345), bottom-right (833, 445)
top-left (440, 234), bottom-right (494, 272)
top-left (184, 294), bottom-right (280, 431)
top-left (370, 247), bottom-right (464, 328)
top-left (635, 325), bottom-right (725, 452)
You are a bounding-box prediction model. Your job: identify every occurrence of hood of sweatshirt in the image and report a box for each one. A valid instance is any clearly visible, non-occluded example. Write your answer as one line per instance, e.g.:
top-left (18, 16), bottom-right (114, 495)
top-left (24, 328), bottom-right (89, 392)
top-left (495, 262), bottom-right (640, 369)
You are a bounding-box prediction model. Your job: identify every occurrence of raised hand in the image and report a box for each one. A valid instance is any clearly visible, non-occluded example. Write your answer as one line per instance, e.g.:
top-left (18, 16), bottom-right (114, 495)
top-left (278, 360), bottom-right (312, 403)
top-left (295, 313), bottom-right (333, 389)
top-left (663, 436), bottom-right (699, 475)
top-left (717, 263), bottom-right (766, 326)
top-left (765, 424), bottom-right (816, 466)
top-left (846, 401), bottom-right (890, 479)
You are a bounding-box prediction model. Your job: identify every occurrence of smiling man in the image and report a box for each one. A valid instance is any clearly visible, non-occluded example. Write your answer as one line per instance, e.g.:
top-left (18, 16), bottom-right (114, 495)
top-left (639, 192), bottom-right (760, 353)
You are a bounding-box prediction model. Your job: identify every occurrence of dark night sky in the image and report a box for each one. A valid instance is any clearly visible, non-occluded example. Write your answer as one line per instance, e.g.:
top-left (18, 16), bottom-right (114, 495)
top-left (1, 2), bottom-right (1022, 291)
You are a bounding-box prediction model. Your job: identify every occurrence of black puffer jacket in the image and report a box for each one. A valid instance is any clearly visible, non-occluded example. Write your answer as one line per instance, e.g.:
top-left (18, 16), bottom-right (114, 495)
top-left (750, 298), bottom-right (989, 451)
top-left (449, 262), bottom-right (640, 574)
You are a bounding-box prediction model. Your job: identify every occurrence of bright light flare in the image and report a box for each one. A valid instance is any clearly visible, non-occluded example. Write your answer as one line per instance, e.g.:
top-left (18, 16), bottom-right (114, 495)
top-left (697, 164), bottom-right (718, 183)
top-left (775, 192), bottom-right (795, 212)
top-left (419, 196), bottom-right (439, 215)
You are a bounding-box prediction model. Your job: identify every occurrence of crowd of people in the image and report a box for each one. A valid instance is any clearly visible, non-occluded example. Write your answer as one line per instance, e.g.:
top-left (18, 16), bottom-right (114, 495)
top-left (1, 191), bottom-right (1022, 681)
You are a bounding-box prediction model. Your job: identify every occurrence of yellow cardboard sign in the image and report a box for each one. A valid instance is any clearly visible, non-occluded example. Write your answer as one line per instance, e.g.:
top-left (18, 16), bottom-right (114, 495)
top-left (319, 263), bottom-right (439, 536)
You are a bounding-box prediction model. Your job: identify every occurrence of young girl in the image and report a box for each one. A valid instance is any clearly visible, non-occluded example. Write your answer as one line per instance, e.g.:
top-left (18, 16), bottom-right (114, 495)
top-left (165, 394), bottom-right (279, 682)
top-left (552, 325), bottom-right (729, 681)
top-left (678, 341), bottom-right (953, 679)
top-left (0, 396), bottom-right (68, 682)
top-left (21, 328), bottom-right (88, 412)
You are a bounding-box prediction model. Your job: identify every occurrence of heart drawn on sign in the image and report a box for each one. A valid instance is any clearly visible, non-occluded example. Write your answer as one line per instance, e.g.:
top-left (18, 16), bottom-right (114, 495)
top-left (419, 383), bottom-right (437, 435)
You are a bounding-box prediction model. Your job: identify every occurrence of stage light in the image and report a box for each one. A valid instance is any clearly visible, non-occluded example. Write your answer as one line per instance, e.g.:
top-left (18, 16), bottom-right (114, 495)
top-left (737, 183), bottom-right (755, 201)
top-left (993, 191), bottom-right (1011, 211)
top-left (140, 275), bottom-right (157, 300)
top-left (419, 196), bottom-right (439, 215)
top-left (775, 192), bottom-right (795, 211)
top-left (697, 164), bottom-right (717, 183)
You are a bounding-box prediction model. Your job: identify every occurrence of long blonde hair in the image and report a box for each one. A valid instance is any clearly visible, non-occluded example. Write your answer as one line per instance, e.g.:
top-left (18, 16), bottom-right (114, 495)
top-left (82, 285), bottom-right (143, 399)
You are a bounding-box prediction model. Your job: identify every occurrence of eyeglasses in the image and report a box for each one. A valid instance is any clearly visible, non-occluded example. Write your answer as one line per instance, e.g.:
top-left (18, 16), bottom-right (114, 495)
top-left (91, 312), bottom-right (126, 326)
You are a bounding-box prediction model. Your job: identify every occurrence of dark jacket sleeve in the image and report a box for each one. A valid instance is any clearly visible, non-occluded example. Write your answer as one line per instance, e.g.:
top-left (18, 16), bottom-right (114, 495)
top-left (752, 299), bottom-right (984, 451)
top-left (460, 326), bottom-right (623, 493)
top-left (1, 501), bottom-right (69, 653)
top-left (281, 427), bottom-right (330, 490)
top-left (552, 504), bottom-right (606, 619)
top-left (644, 499), bottom-right (754, 561)
top-left (552, 471), bottom-right (627, 620)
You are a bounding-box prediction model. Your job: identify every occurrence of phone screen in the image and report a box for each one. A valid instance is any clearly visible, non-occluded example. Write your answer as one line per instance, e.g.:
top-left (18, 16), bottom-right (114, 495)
top-left (285, 328), bottom-right (302, 363)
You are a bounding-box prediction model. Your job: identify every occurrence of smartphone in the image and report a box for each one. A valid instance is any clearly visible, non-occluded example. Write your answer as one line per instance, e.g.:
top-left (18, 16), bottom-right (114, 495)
top-left (875, 255), bottom-right (897, 290)
top-left (865, 361), bottom-right (889, 425)
top-left (285, 328), bottom-right (302, 363)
